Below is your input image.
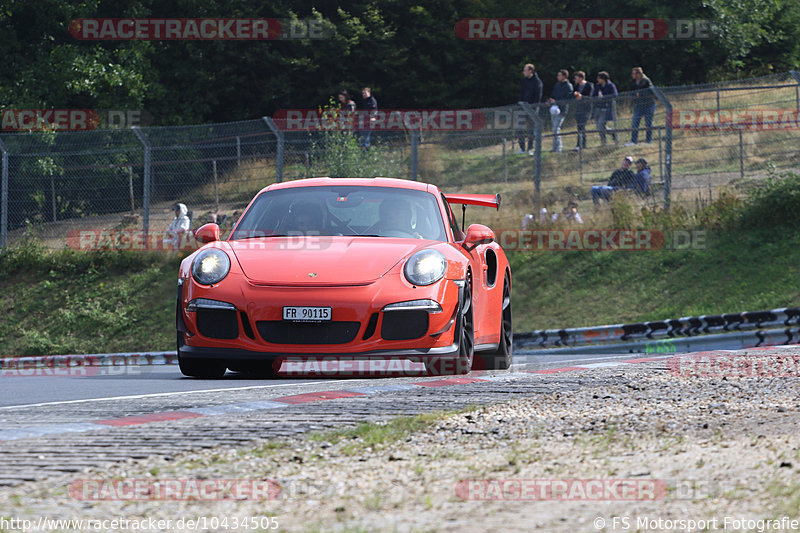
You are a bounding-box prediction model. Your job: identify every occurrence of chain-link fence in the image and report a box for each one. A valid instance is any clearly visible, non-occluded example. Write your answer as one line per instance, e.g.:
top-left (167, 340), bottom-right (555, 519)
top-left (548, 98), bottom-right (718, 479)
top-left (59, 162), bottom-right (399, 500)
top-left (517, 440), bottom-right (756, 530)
top-left (2, 72), bottom-right (799, 249)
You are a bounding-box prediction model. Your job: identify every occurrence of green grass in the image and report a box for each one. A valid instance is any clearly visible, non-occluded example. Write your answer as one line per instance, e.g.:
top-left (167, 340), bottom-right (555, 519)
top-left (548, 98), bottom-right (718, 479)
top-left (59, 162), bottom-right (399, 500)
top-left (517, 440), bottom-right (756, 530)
top-left (509, 227), bottom-right (800, 330)
top-left (306, 411), bottom-right (453, 455)
top-left (0, 242), bottom-right (182, 355)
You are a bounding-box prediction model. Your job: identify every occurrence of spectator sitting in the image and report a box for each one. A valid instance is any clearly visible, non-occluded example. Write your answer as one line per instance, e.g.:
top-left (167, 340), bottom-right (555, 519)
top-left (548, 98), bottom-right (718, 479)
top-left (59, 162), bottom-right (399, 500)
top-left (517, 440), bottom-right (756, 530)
top-left (551, 201), bottom-right (583, 224)
top-left (633, 158), bottom-right (651, 196)
top-left (521, 213), bottom-right (534, 229)
top-left (521, 207), bottom-right (550, 229)
top-left (207, 211), bottom-right (229, 227)
top-left (164, 202), bottom-right (191, 249)
top-left (590, 156), bottom-right (636, 203)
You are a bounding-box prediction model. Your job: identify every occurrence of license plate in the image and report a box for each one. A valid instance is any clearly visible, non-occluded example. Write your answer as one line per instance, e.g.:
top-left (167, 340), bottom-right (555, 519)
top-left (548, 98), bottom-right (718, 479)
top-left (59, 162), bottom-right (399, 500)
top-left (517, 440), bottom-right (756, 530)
top-left (283, 306), bottom-right (332, 322)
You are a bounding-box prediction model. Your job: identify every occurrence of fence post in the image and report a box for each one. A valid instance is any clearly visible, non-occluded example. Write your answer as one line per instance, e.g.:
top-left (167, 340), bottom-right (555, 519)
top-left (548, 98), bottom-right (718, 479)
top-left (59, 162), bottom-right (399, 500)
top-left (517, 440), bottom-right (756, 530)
top-left (502, 138), bottom-right (507, 183)
top-left (132, 127), bottom-right (151, 242)
top-left (658, 128), bottom-right (663, 182)
top-left (262, 117), bottom-right (284, 183)
top-left (128, 166), bottom-right (134, 213)
top-left (738, 129), bottom-right (744, 180)
top-left (51, 174), bottom-right (56, 222)
top-left (212, 160), bottom-right (219, 212)
top-left (650, 86), bottom-right (671, 209)
top-left (789, 71), bottom-right (800, 112)
top-left (409, 130), bottom-right (419, 181)
top-left (519, 102), bottom-right (543, 210)
top-left (0, 137), bottom-right (7, 250)
top-left (236, 136), bottom-right (241, 167)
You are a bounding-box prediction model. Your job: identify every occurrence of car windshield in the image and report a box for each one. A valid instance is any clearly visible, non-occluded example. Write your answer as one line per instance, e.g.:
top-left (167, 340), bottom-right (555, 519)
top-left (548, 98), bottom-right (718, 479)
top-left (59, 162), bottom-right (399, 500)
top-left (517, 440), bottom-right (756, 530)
top-left (229, 185), bottom-right (447, 241)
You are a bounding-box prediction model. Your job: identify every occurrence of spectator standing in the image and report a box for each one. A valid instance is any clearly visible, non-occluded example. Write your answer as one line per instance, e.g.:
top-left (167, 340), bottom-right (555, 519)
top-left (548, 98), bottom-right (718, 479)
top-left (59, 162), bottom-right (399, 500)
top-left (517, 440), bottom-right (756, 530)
top-left (626, 67), bottom-right (656, 146)
top-left (546, 69), bottom-right (573, 153)
top-left (633, 157), bottom-right (651, 196)
top-left (517, 63), bottom-right (543, 155)
top-left (338, 90), bottom-right (356, 112)
top-left (336, 90), bottom-right (356, 131)
top-left (163, 202), bottom-right (191, 250)
top-left (592, 71), bottom-right (618, 145)
top-left (572, 71), bottom-right (594, 151)
top-left (590, 156), bottom-right (636, 203)
top-left (358, 87), bottom-right (378, 148)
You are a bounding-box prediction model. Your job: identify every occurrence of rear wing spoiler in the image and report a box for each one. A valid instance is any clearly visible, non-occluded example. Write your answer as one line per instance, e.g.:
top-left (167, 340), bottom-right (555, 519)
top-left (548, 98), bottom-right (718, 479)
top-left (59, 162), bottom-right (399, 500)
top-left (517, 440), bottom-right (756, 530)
top-left (443, 193), bottom-right (501, 210)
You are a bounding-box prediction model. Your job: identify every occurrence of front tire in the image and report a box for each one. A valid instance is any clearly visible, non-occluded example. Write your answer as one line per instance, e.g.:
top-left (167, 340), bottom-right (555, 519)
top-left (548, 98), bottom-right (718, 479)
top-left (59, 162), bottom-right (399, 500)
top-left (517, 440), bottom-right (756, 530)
top-left (177, 333), bottom-right (227, 378)
top-left (178, 355), bottom-right (227, 378)
top-left (425, 274), bottom-right (474, 376)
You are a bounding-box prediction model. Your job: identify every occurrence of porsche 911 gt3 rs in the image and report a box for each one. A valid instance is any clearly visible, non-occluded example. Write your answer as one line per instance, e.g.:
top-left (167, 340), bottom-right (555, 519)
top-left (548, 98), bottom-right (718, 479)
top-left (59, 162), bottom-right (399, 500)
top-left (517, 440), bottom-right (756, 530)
top-left (176, 177), bottom-right (512, 378)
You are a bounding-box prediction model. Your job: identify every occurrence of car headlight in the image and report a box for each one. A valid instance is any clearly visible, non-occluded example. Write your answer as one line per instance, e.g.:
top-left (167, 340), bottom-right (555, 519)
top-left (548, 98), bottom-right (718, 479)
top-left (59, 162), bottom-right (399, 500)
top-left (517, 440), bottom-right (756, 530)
top-left (404, 249), bottom-right (447, 286)
top-left (192, 248), bottom-right (231, 285)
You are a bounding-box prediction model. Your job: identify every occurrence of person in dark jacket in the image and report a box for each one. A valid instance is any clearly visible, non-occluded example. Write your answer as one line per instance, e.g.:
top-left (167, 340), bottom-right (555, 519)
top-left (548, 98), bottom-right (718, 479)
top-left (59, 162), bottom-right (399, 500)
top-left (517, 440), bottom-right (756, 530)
top-left (546, 69), bottom-right (573, 153)
top-left (517, 63), bottom-right (543, 154)
top-left (358, 87), bottom-right (378, 148)
top-left (338, 90), bottom-right (356, 112)
top-left (591, 156), bottom-right (636, 203)
top-left (633, 157), bottom-right (651, 196)
top-left (337, 90), bottom-right (356, 131)
top-left (592, 71), bottom-right (618, 145)
top-left (626, 67), bottom-right (656, 145)
top-left (572, 70), bottom-right (593, 150)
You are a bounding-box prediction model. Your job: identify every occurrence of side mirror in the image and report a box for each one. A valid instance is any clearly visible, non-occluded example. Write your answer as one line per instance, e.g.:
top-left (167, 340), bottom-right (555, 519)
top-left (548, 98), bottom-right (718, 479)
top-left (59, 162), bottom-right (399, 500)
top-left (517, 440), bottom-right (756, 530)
top-left (194, 223), bottom-right (220, 244)
top-left (464, 224), bottom-right (495, 249)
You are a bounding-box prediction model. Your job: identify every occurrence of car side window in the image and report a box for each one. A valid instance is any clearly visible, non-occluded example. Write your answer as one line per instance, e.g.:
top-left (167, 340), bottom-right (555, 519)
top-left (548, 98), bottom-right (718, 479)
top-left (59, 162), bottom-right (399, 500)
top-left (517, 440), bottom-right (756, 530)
top-left (441, 194), bottom-right (463, 241)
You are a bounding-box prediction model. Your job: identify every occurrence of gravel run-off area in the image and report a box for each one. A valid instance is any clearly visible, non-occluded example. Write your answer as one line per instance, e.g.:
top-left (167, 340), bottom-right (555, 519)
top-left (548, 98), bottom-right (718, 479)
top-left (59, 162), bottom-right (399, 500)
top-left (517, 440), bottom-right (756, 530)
top-left (3, 350), bottom-right (800, 532)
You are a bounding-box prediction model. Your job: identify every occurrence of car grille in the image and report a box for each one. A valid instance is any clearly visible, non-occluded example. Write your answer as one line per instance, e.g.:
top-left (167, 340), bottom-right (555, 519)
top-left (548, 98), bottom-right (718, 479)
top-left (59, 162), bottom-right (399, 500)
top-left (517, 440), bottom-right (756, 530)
top-left (256, 320), bottom-right (361, 344)
top-left (381, 310), bottom-right (429, 341)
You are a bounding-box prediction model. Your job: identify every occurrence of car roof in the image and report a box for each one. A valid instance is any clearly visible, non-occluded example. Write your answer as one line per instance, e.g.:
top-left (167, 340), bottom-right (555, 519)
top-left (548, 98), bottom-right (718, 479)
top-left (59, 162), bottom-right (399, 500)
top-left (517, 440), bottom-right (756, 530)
top-left (260, 177), bottom-right (435, 195)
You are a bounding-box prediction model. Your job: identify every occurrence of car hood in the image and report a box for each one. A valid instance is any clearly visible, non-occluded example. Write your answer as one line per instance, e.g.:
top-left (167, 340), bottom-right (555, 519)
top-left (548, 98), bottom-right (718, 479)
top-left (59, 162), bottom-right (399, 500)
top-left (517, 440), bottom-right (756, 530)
top-left (228, 237), bottom-right (432, 285)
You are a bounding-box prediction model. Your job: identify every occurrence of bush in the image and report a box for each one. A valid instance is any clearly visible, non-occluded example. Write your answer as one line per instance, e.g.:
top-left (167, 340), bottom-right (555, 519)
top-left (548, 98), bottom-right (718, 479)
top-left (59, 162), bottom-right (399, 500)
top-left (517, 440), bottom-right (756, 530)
top-left (738, 172), bottom-right (800, 230)
top-left (308, 102), bottom-right (405, 178)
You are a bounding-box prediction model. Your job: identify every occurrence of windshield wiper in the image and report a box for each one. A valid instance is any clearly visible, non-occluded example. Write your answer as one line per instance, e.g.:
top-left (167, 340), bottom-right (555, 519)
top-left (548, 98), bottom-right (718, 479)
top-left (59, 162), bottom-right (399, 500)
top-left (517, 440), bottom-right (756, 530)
top-left (232, 234), bottom-right (288, 240)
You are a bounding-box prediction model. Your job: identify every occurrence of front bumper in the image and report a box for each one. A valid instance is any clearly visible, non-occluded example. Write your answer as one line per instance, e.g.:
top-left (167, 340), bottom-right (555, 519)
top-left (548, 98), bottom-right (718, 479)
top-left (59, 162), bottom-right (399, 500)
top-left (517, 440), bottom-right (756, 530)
top-left (178, 274), bottom-right (463, 360)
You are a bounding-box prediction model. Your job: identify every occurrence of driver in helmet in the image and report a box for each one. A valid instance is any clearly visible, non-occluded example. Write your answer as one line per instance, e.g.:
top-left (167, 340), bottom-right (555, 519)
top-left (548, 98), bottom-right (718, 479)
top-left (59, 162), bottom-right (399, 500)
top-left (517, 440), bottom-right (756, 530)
top-left (370, 198), bottom-right (422, 238)
top-left (284, 202), bottom-right (323, 235)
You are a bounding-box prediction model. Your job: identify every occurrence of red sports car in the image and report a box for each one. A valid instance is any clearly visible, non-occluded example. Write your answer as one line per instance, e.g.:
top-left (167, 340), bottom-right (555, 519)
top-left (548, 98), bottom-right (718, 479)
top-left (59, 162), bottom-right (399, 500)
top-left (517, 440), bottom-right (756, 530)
top-left (176, 177), bottom-right (512, 378)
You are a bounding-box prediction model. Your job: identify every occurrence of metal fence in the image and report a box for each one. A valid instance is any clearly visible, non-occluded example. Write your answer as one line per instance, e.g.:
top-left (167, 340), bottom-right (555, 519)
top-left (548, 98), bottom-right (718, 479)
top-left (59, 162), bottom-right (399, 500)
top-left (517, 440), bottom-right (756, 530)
top-left (2, 72), bottom-right (799, 249)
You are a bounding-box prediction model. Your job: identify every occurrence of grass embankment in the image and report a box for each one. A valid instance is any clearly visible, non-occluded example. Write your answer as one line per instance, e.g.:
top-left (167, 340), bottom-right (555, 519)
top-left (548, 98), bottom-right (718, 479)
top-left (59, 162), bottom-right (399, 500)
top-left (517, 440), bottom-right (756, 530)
top-left (0, 247), bottom-right (181, 356)
top-left (1, 173), bottom-right (799, 355)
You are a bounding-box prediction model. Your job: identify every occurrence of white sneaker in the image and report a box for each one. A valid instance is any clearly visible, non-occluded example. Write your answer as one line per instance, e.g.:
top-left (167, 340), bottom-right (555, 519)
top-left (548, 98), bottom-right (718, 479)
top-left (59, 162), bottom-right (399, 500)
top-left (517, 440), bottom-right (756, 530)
top-left (514, 149), bottom-right (525, 155)
top-left (573, 146), bottom-right (581, 151)
top-left (527, 149), bottom-right (534, 155)
top-left (624, 141), bottom-right (637, 146)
